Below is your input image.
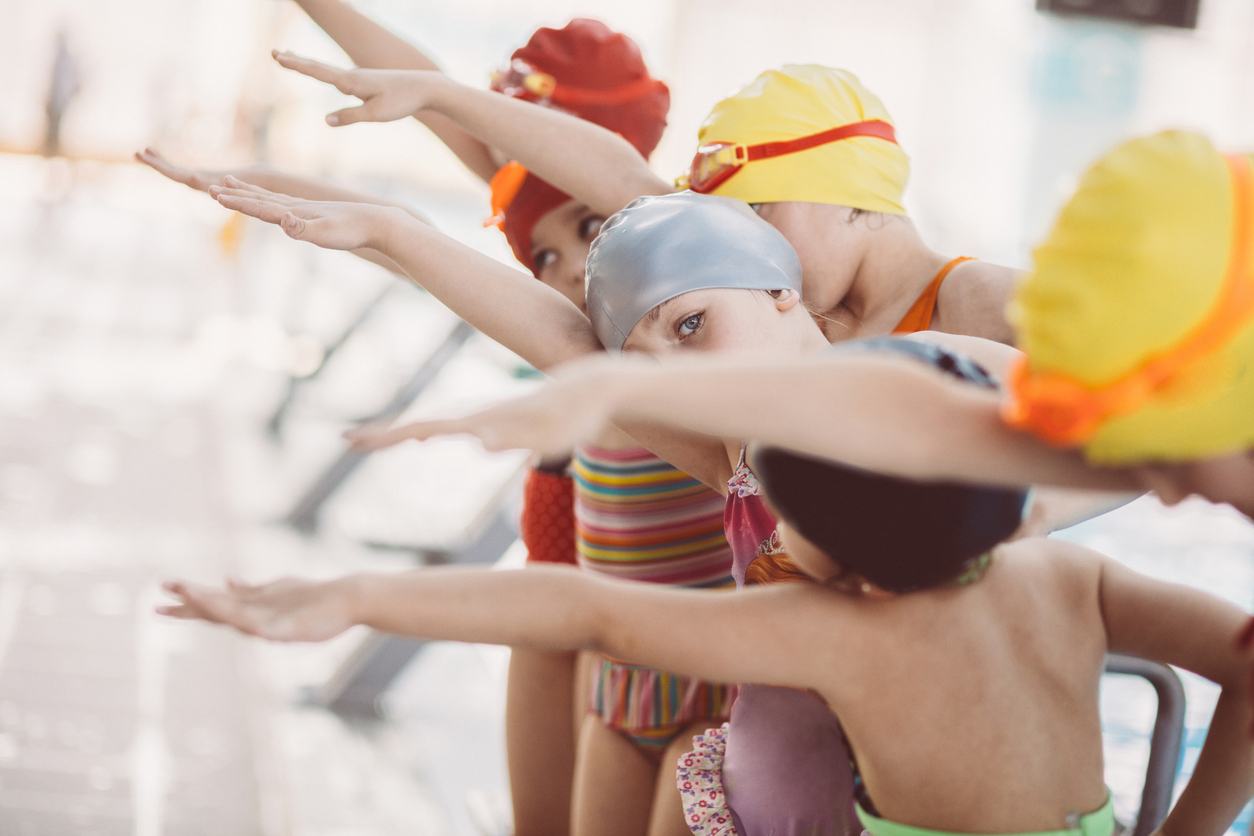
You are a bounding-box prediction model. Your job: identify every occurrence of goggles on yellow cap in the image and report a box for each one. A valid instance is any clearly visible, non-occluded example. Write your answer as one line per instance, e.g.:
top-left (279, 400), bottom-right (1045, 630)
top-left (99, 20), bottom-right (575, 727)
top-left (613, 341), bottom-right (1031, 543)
top-left (677, 119), bottom-right (898, 194)
top-left (1004, 152), bottom-right (1254, 446)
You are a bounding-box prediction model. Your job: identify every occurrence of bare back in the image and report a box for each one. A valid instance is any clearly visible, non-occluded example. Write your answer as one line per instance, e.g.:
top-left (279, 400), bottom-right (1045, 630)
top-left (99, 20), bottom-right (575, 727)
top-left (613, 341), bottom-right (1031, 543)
top-left (813, 539), bottom-right (1110, 831)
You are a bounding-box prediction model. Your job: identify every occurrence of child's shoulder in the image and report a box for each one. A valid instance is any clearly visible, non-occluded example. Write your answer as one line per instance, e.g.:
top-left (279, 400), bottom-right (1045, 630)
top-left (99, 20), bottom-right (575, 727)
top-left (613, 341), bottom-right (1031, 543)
top-left (992, 537), bottom-right (1108, 594)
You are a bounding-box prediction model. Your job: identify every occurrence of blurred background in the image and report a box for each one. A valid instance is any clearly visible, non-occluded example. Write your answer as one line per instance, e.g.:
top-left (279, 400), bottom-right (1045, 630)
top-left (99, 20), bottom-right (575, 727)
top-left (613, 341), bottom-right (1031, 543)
top-left (0, 0), bottom-right (1252, 834)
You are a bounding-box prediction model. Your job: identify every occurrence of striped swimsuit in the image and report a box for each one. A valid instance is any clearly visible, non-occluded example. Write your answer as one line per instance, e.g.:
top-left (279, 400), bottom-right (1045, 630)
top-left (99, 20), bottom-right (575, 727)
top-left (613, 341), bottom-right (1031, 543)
top-left (574, 444), bottom-right (737, 752)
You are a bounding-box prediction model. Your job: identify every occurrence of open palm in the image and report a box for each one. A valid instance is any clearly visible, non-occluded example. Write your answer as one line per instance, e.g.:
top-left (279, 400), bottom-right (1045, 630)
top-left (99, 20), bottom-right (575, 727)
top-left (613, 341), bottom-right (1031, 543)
top-left (273, 50), bottom-right (445, 127)
top-left (209, 177), bottom-right (396, 252)
top-left (346, 356), bottom-right (626, 455)
top-left (158, 577), bottom-right (354, 642)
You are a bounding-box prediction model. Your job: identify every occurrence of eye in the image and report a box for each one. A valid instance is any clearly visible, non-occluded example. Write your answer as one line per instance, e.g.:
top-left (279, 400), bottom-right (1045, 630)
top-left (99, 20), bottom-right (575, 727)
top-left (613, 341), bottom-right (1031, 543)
top-left (579, 215), bottom-right (605, 241)
top-left (532, 249), bottom-right (557, 273)
top-left (677, 312), bottom-right (704, 339)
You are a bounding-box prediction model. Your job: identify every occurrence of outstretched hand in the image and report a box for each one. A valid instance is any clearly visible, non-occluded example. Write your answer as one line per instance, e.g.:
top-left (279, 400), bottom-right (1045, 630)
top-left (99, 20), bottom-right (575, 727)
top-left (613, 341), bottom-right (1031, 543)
top-left (273, 50), bottom-right (447, 127)
top-left (157, 576), bottom-right (356, 642)
top-left (208, 176), bottom-right (396, 251)
top-left (135, 147), bottom-right (225, 192)
top-left (344, 354), bottom-right (630, 455)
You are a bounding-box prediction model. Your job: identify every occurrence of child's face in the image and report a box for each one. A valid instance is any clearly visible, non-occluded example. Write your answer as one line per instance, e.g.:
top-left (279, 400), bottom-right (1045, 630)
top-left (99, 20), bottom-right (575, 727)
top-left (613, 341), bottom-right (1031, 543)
top-left (621, 287), bottom-right (823, 357)
top-left (752, 201), bottom-right (867, 314)
top-left (528, 200), bottom-right (606, 315)
top-left (1134, 450), bottom-right (1254, 520)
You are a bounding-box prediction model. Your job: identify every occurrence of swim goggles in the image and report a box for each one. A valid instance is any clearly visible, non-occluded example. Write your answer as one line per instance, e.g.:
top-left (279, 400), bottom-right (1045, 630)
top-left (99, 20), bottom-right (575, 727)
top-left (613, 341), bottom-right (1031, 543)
top-left (484, 161), bottom-right (529, 230)
top-left (490, 59), bottom-right (665, 108)
top-left (1003, 153), bottom-right (1254, 446)
top-left (676, 119), bottom-right (898, 194)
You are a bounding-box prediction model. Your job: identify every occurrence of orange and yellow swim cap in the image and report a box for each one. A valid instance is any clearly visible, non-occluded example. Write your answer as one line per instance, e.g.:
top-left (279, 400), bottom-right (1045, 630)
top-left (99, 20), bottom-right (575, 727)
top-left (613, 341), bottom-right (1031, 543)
top-left (1005, 131), bottom-right (1254, 464)
top-left (689, 65), bottom-right (910, 214)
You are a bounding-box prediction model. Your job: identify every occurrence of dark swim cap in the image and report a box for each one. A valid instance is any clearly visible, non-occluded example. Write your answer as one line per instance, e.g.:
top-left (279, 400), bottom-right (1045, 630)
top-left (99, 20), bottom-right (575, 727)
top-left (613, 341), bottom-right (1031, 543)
top-left (751, 337), bottom-right (1029, 593)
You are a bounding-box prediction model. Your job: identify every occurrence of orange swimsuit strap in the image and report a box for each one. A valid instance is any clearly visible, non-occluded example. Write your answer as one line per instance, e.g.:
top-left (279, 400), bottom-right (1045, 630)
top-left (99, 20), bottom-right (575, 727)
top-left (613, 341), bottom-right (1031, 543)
top-left (891, 256), bottom-right (976, 334)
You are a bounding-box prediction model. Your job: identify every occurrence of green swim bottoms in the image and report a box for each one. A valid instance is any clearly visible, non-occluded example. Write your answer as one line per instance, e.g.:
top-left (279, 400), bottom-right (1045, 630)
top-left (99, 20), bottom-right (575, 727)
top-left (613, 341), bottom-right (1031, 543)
top-left (855, 794), bottom-right (1115, 836)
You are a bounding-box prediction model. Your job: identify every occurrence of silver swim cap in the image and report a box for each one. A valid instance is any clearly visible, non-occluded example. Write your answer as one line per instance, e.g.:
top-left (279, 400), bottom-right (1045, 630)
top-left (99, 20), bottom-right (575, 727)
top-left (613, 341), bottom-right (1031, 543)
top-left (585, 192), bottom-right (803, 352)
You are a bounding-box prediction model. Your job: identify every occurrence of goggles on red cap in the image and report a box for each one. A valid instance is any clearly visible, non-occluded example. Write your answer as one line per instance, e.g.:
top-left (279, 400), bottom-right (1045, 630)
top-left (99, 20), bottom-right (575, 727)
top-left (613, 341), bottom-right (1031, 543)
top-left (677, 119), bottom-right (898, 194)
top-left (490, 59), bottom-right (664, 109)
top-left (484, 161), bottom-right (530, 231)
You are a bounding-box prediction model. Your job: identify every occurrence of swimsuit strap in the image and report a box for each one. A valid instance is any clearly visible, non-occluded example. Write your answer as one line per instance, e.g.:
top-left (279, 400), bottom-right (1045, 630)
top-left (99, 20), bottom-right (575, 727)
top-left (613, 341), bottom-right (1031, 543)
top-left (892, 256), bottom-right (977, 334)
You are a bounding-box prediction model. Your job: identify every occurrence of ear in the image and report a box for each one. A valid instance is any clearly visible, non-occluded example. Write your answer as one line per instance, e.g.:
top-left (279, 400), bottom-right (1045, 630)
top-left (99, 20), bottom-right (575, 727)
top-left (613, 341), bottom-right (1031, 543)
top-left (773, 288), bottom-right (803, 312)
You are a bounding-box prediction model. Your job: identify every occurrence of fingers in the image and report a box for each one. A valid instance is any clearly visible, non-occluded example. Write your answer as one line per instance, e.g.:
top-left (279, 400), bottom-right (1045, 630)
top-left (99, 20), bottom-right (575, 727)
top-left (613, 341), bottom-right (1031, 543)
top-left (280, 212), bottom-right (309, 241)
top-left (273, 50), bottom-right (352, 91)
top-left (343, 422), bottom-right (414, 451)
top-left (212, 177), bottom-right (301, 207)
top-left (212, 192), bottom-right (291, 225)
top-left (158, 580), bottom-right (219, 622)
top-left (326, 105), bottom-right (370, 127)
top-left (135, 148), bottom-right (201, 190)
top-left (219, 175), bottom-right (292, 201)
top-left (209, 180), bottom-right (306, 223)
top-left (343, 419), bottom-right (462, 451)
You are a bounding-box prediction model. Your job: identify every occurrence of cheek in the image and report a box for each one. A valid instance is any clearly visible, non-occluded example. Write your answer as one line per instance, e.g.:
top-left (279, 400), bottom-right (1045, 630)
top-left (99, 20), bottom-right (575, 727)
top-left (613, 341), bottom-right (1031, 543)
top-left (570, 237), bottom-right (593, 265)
top-left (1191, 458), bottom-right (1254, 512)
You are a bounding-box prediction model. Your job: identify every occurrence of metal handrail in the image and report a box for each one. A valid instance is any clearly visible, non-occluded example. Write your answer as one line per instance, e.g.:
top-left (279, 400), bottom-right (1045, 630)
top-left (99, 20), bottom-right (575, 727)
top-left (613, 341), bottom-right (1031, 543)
top-left (1104, 653), bottom-right (1186, 836)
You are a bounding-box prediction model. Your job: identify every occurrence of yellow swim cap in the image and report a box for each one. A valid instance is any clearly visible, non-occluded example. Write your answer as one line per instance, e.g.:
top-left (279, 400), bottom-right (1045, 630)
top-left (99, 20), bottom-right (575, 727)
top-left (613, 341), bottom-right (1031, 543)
top-left (1006, 131), bottom-right (1254, 464)
top-left (692, 65), bottom-right (910, 214)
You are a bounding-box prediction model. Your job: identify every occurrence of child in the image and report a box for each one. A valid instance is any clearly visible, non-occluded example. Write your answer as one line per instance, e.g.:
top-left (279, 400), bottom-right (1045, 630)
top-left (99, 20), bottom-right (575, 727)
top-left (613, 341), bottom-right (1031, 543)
top-left (159, 343), bottom-right (1253, 835)
top-left (266, 59), bottom-right (1023, 344)
top-left (350, 131), bottom-right (1254, 523)
top-left (142, 10), bottom-right (736, 832)
top-left (205, 173), bottom-right (1136, 833)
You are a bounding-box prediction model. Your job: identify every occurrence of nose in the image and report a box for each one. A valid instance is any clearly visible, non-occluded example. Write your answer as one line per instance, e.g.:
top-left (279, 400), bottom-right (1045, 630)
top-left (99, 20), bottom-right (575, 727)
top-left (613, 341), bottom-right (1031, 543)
top-left (1132, 465), bottom-right (1188, 506)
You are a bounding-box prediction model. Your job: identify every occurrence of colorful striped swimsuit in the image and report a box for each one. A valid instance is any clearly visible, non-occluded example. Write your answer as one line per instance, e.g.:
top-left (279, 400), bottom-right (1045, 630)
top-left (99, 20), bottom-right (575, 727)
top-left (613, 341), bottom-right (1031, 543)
top-left (574, 444), bottom-right (737, 753)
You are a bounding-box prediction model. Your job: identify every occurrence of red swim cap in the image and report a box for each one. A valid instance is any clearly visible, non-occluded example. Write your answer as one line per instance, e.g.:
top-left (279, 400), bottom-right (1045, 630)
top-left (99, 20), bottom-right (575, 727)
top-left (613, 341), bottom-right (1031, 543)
top-left (488, 19), bottom-right (669, 274)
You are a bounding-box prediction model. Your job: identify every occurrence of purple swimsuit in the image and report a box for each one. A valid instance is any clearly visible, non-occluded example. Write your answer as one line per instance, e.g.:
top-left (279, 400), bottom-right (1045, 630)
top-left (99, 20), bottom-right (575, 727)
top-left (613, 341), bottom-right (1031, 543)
top-left (677, 453), bottom-right (860, 836)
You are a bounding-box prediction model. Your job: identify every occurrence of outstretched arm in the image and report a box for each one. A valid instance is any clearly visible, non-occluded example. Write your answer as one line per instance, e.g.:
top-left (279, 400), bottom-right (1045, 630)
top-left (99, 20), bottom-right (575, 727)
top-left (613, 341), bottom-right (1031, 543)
top-left (289, 0), bottom-right (497, 181)
top-left (158, 567), bottom-right (840, 692)
top-left (273, 52), bottom-right (673, 216)
top-left (350, 351), bottom-right (1141, 493)
top-left (136, 147), bottom-right (425, 275)
top-left (210, 177), bottom-right (597, 371)
top-left (1100, 555), bottom-right (1253, 836)
top-left (209, 178), bottom-right (732, 485)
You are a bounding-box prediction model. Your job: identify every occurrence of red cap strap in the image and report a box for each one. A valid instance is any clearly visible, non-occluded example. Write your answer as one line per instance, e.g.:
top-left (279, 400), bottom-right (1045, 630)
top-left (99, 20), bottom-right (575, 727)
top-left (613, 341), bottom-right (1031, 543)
top-left (549, 75), bottom-right (666, 107)
top-left (746, 119), bottom-right (897, 162)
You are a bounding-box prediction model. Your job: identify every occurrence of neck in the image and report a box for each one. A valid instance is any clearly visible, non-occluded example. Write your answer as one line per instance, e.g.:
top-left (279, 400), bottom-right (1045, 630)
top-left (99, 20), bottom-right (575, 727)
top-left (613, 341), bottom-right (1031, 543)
top-left (827, 216), bottom-right (949, 338)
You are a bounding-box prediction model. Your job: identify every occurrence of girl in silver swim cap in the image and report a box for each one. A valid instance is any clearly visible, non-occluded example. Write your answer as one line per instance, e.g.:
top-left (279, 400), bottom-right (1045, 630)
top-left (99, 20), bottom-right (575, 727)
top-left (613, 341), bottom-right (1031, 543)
top-left (210, 177), bottom-right (1104, 836)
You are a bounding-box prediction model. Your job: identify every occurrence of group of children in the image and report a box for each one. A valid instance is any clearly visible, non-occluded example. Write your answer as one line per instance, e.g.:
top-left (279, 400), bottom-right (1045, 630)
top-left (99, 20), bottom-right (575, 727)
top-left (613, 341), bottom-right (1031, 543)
top-left (142, 5), bottom-right (1254, 836)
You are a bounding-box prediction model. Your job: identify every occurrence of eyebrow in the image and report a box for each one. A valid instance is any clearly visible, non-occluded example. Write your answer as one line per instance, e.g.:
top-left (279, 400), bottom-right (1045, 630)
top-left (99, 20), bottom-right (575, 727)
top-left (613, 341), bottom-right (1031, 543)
top-left (642, 304), bottom-right (665, 326)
